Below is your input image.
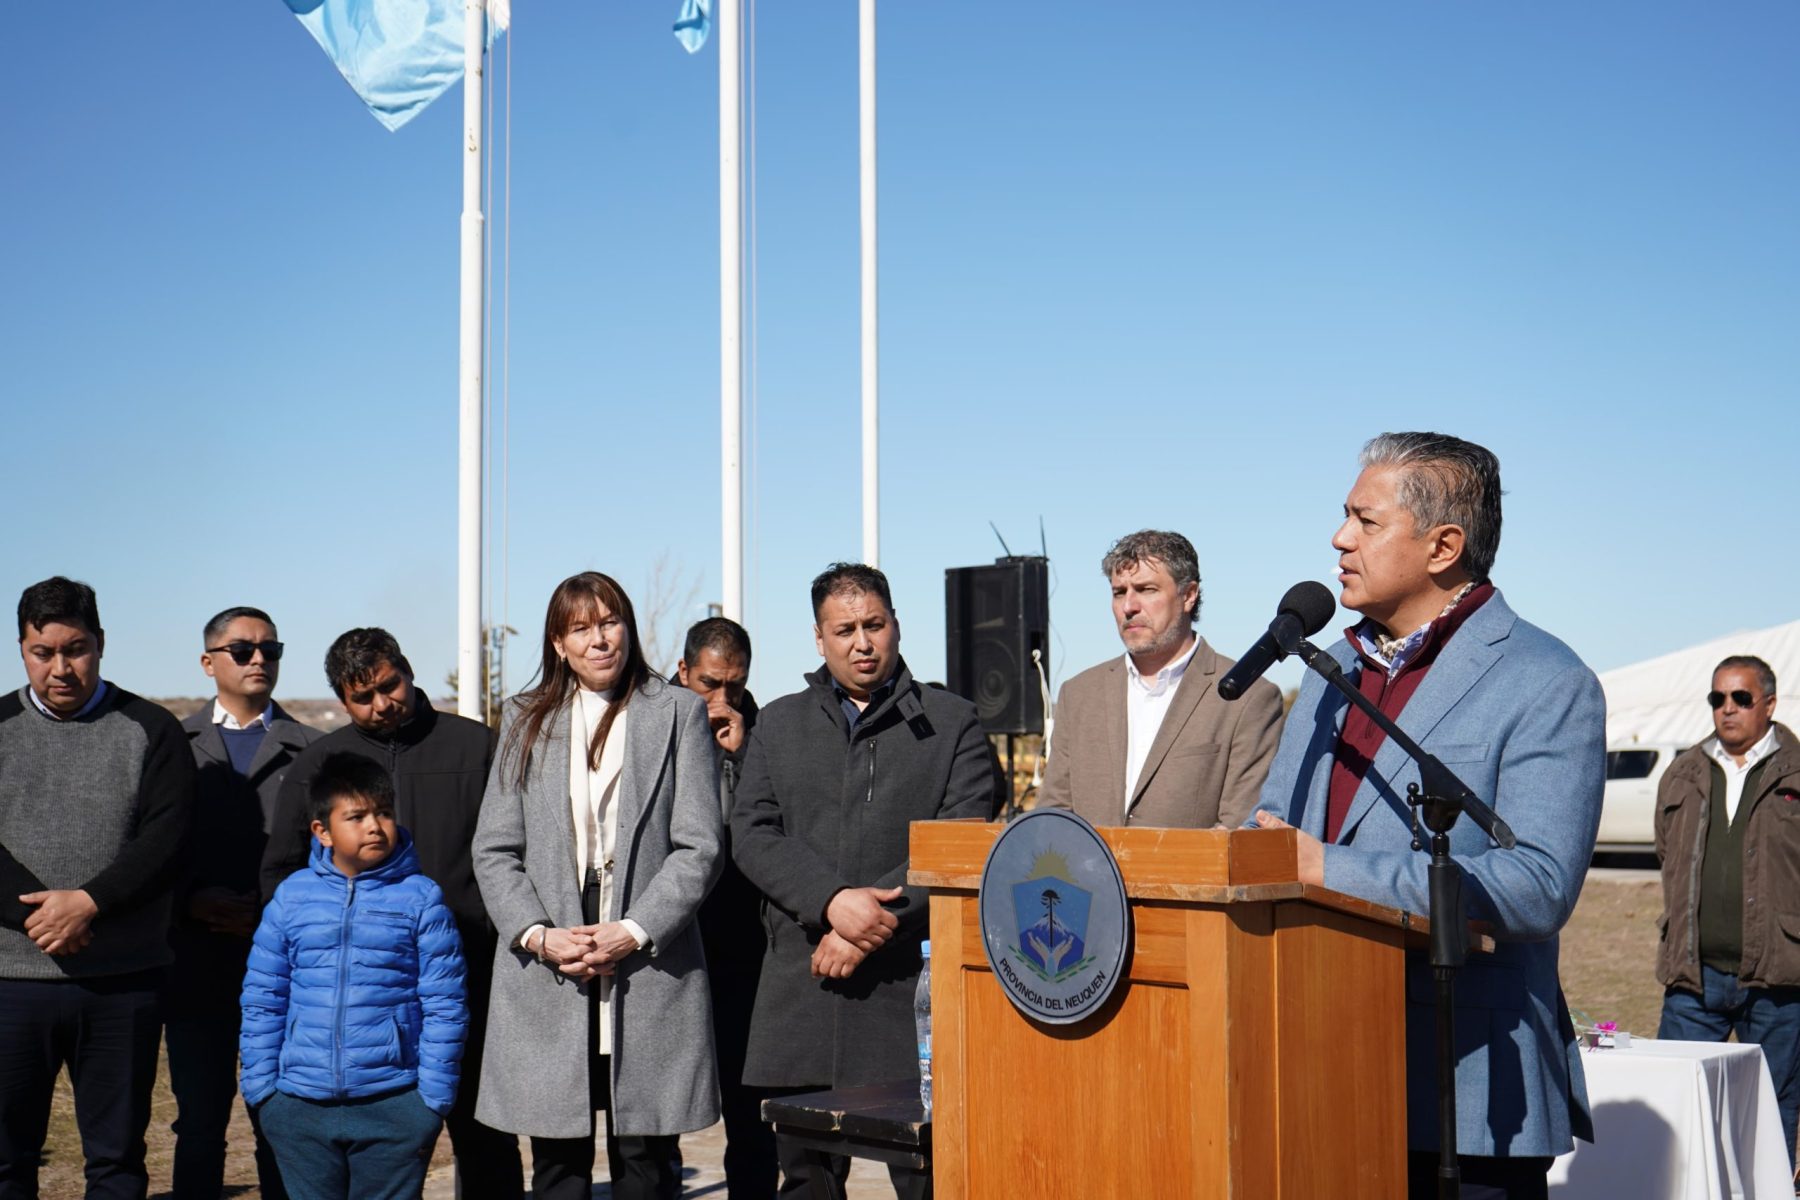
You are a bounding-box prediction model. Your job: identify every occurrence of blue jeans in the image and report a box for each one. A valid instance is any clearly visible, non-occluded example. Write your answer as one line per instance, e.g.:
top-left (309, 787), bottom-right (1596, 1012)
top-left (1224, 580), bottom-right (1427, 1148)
top-left (1659, 964), bottom-right (1800, 1167)
top-left (257, 1088), bottom-right (442, 1200)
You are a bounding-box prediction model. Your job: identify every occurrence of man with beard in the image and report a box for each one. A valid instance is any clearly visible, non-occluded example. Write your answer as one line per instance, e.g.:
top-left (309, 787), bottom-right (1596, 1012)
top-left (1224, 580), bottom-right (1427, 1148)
top-left (1037, 529), bottom-right (1283, 828)
top-left (732, 564), bottom-right (994, 1199)
top-left (260, 627), bottom-right (523, 1199)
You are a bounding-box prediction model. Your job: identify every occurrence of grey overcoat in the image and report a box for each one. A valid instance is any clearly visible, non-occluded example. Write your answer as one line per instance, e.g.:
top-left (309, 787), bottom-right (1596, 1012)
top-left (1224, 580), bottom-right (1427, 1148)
top-left (472, 677), bottom-right (723, 1139)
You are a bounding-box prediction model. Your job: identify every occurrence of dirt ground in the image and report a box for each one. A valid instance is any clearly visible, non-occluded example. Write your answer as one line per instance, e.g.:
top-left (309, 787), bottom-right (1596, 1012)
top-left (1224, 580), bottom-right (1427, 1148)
top-left (1558, 871), bottom-right (1667, 1041)
top-left (32, 871), bottom-right (1669, 1197)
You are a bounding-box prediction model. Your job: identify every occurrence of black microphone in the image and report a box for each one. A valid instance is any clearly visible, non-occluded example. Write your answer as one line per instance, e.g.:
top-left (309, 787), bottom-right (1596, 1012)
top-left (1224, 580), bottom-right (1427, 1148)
top-left (1217, 581), bottom-right (1336, 702)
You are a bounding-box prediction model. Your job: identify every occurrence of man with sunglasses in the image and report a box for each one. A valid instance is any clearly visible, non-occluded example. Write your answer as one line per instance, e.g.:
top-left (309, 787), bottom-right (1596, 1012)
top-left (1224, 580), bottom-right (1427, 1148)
top-left (168, 607), bottom-right (321, 1199)
top-left (259, 627), bottom-right (524, 1198)
top-left (1655, 655), bottom-right (1800, 1166)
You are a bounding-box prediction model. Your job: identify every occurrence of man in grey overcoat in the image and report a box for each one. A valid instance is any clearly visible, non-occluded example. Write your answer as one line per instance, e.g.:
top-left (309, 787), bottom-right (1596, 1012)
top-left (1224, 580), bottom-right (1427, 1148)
top-left (732, 563), bottom-right (997, 1199)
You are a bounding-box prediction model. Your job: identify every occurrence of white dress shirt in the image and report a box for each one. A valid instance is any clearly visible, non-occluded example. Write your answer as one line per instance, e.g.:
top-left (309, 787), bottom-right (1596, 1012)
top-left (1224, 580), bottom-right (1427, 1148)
top-left (1705, 727), bottom-right (1782, 823)
top-left (1123, 637), bottom-right (1200, 818)
top-left (212, 699), bottom-right (275, 730)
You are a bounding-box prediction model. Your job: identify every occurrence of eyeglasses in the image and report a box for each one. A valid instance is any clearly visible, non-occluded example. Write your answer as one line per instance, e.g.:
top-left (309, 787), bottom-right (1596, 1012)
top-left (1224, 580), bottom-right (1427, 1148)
top-left (207, 640), bottom-right (284, 666)
top-left (1707, 689), bottom-right (1758, 710)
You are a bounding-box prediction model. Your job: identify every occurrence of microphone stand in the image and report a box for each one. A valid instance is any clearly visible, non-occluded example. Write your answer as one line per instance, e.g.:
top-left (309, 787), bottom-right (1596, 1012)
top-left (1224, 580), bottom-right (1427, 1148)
top-left (1288, 637), bottom-right (1516, 1200)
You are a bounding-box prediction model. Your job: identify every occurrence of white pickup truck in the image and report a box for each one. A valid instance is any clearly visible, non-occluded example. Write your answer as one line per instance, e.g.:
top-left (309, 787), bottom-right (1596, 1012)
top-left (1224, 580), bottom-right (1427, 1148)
top-left (1594, 743), bottom-right (1688, 853)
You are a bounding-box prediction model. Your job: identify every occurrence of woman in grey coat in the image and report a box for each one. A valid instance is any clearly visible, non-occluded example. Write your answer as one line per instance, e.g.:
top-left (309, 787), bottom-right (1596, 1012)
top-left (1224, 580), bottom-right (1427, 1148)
top-left (473, 571), bottom-right (722, 1200)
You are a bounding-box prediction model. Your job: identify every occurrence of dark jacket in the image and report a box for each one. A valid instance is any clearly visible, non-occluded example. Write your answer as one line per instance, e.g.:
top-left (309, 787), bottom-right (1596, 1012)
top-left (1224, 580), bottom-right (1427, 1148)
top-left (697, 686), bottom-right (764, 974)
top-left (260, 693), bottom-right (498, 944)
top-left (731, 660), bottom-right (995, 1088)
top-left (241, 831), bottom-right (467, 1115)
top-left (1656, 723), bottom-right (1800, 993)
top-left (172, 702), bottom-right (322, 1010)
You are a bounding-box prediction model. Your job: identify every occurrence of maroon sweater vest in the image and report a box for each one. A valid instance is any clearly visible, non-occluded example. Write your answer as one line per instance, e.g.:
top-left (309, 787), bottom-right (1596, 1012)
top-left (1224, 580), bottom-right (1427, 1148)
top-left (1324, 584), bottom-right (1495, 844)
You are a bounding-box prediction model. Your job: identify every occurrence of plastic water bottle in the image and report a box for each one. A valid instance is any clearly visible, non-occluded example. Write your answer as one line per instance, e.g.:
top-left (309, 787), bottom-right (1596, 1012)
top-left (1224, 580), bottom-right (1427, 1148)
top-left (915, 940), bottom-right (933, 1116)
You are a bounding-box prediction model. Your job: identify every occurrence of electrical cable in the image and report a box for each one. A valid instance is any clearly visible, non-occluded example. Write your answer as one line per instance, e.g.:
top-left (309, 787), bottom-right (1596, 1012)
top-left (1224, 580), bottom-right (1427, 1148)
top-left (1030, 647), bottom-right (1054, 792)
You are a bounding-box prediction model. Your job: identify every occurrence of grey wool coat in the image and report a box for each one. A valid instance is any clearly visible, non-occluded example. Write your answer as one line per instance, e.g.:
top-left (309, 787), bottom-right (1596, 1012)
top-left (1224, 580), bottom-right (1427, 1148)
top-left (472, 677), bottom-right (723, 1139)
top-left (731, 661), bottom-right (997, 1089)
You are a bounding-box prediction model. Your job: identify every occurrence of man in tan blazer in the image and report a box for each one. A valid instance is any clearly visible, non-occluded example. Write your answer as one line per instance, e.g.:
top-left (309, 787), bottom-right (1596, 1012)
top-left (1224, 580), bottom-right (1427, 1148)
top-left (1036, 530), bottom-right (1284, 828)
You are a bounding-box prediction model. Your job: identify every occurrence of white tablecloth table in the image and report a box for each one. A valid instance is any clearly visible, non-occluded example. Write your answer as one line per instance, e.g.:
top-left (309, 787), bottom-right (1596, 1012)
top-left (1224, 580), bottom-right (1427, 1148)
top-left (1548, 1038), bottom-right (1793, 1199)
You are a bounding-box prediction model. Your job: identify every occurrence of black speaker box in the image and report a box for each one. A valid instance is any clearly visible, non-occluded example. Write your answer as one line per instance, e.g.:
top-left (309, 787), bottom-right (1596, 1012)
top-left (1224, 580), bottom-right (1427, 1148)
top-left (944, 556), bottom-right (1050, 735)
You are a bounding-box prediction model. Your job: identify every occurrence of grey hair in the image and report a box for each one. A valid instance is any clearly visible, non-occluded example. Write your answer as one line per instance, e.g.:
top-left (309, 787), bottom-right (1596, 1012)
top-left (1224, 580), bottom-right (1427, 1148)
top-left (1716, 655), bottom-right (1777, 698)
top-left (1359, 432), bottom-right (1504, 583)
top-left (1100, 530), bottom-right (1202, 622)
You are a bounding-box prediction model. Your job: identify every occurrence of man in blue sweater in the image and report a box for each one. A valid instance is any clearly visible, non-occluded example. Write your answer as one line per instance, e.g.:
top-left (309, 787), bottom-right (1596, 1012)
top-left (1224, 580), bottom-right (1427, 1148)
top-left (169, 606), bottom-right (321, 1199)
top-left (242, 752), bottom-right (466, 1200)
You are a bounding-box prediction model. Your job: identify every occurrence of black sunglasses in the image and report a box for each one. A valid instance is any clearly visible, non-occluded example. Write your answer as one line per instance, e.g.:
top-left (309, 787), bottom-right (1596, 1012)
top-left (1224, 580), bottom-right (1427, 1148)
top-left (207, 640), bottom-right (284, 666)
top-left (1707, 689), bottom-right (1758, 710)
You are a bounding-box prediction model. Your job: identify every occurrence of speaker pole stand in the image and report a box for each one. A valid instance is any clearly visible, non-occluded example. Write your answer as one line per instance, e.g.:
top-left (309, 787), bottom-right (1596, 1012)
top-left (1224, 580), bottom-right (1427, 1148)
top-left (1005, 734), bottom-right (1016, 818)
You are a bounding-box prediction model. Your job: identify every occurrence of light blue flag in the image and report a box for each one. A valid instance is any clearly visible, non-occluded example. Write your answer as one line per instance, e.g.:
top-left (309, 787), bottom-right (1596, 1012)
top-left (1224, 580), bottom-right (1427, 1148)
top-left (673, 0), bottom-right (712, 53)
top-left (286, 0), bottom-right (500, 132)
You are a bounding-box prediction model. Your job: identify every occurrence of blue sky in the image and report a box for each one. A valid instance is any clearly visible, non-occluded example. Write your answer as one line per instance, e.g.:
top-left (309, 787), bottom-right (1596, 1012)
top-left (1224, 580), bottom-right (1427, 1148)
top-left (4, 3), bottom-right (1797, 709)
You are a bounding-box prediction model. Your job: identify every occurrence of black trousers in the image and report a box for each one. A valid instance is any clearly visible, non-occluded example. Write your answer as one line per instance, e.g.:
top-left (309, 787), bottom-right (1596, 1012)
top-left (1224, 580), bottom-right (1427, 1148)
top-left (772, 1129), bottom-right (930, 1200)
top-left (1407, 1152), bottom-right (1552, 1200)
top-left (529, 880), bottom-right (679, 1200)
top-left (707, 955), bottom-right (778, 1200)
top-left (443, 941), bottom-right (525, 1199)
top-left (0, 971), bottom-right (162, 1200)
top-left (164, 1005), bottom-right (285, 1200)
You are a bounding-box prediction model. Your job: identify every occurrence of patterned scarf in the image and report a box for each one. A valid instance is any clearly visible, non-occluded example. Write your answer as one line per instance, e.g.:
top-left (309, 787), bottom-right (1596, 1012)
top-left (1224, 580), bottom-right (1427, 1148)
top-left (1369, 581), bottom-right (1478, 673)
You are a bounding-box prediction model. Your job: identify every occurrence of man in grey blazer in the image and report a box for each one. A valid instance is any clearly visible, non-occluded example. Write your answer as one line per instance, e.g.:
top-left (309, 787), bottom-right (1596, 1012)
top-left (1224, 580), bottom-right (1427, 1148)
top-left (1253, 433), bottom-right (1604, 1199)
top-left (1036, 529), bottom-right (1284, 828)
top-left (170, 606), bottom-right (321, 1200)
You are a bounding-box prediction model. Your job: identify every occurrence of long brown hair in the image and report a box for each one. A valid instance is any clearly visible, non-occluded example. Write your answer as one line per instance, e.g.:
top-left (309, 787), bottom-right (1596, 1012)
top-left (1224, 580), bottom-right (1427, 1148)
top-left (501, 572), bottom-right (652, 789)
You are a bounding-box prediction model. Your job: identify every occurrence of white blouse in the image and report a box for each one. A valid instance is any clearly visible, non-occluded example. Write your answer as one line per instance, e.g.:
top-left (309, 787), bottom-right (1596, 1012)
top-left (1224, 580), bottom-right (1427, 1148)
top-left (571, 688), bottom-right (630, 1056)
top-left (569, 687), bottom-right (626, 887)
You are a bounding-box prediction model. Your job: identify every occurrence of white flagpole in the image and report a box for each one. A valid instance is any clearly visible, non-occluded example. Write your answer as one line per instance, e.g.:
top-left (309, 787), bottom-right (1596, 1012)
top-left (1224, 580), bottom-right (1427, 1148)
top-left (457, 0), bottom-right (486, 719)
top-left (720, 0), bottom-right (744, 621)
top-left (859, 0), bottom-right (879, 568)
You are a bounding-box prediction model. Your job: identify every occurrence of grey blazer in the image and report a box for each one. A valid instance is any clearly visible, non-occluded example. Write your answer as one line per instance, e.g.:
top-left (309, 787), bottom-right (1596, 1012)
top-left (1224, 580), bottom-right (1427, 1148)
top-left (180, 701), bottom-right (321, 835)
top-left (472, 677), bottom-right (723, 1139)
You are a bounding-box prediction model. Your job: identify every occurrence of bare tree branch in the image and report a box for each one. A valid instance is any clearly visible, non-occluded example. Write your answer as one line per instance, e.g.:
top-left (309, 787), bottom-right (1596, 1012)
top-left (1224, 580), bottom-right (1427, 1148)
top-left (637, 552), bottom-right (701, 678)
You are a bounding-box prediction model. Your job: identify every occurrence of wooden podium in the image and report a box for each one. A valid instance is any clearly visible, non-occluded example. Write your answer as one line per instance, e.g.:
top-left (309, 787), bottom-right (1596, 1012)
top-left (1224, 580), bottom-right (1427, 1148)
top-left (909, 822), bottom-right (1428, 1199)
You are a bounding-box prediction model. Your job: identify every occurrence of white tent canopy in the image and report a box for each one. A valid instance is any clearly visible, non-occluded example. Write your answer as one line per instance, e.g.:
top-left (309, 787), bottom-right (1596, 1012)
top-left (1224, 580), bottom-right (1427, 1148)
top-left (1597, 619), bottom-right (1800, 747)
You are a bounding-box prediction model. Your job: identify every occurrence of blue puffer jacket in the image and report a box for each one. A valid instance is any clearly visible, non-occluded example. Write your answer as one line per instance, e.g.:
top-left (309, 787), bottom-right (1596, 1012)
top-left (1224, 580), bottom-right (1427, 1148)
top-left (240, 830), bottom-right (467, 1115)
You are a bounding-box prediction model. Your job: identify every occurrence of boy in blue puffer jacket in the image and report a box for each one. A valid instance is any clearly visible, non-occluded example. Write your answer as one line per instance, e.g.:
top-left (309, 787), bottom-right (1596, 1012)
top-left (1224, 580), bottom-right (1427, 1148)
top-left (240, 752), bottom-right (467, 1200)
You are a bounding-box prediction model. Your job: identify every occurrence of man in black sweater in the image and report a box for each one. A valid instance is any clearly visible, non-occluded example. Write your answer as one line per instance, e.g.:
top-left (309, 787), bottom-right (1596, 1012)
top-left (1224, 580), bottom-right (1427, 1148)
top-left (260, 627), bottom-right (523, 1199)
top-left (1, 576), bottom-right (194, 1199)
